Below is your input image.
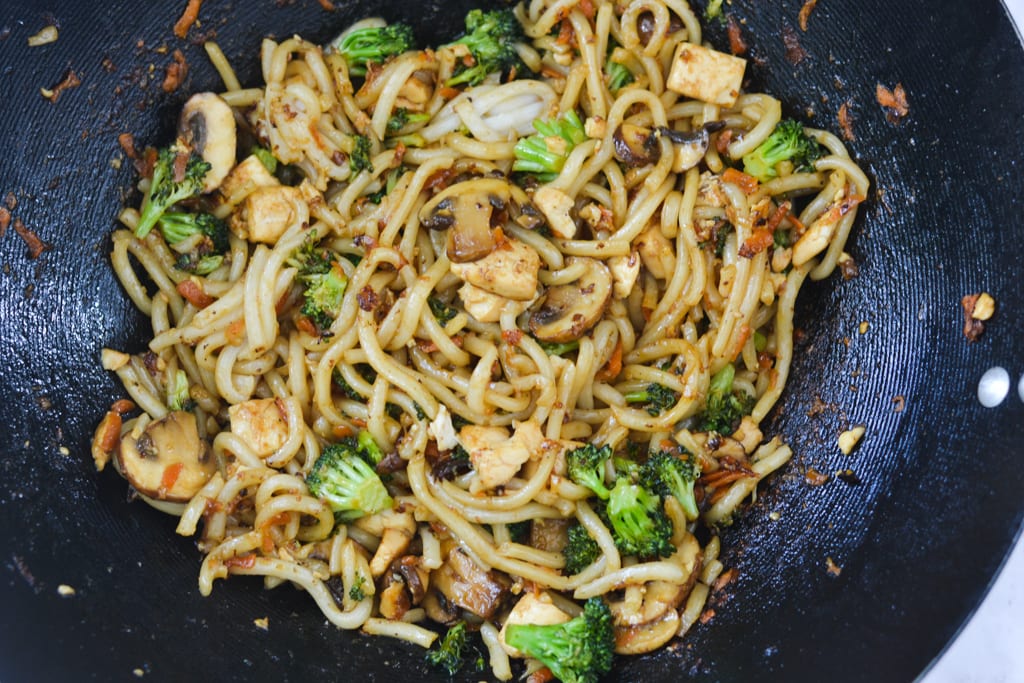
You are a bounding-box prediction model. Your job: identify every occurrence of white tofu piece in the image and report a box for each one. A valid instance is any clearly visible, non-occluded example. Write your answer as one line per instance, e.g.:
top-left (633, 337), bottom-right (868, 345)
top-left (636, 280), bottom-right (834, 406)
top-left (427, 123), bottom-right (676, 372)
top-left (608, 251), bottom-right (641, 299)
top-left (458, 282), bottom-right (533, 323)
top-left (229, 398), bottom-right (289, 457)
top-left (231, 185), bottom-right (304, 244)
top-left (666, 44), bottom-right (747, 107)
top-left (532, 186), bottom-right (577, 239)
top-left (450, 238), bottom-right (540, 301)
top-left (218, 155), bottom-right (279, 210)
top-left (428, 404), bottom-right (461, 452)
top-left (499, 592), bottom-right (571, 657)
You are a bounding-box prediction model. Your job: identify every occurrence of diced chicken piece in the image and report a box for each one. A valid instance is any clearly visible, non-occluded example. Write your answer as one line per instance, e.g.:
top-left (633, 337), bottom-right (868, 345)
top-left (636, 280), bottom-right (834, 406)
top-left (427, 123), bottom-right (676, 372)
top-left (792, 185), bottom-right (847, 266)
top-left (609, 251), bottom-right (641, 299)
top-left (666, 44), bottom-right (747, 107)
top-left (635, 225), bottom-right (676, 280)
top-left (431, 546), bottom-right (509, 619)
top-left (218, 155), bottom-right (279, 210)
top-left (498, 592), bottom-right (571, 657)
top-left (532, 186), bottom-right (577, 239)
top-left (733, 416), bottom-right (763, 455)
top-left (838, 425), bottom-right (866, 455)
top-left (450, 237), bottom-right (540, 301)
top-left (228, 398), bottom-right (289, 458)
top-left (428, 404), bottom-right (460, 452)
top-left (458, 282), bottom-right (534, 323)
top-left (230, 185), bottom-right (304, 244)
top-left (460, 421), bottom-right (542, 491)
top-left (370, 526), bottom-right (416, 577)
top-left (584, 116), bottom-right (607, 139)
top-left (697, 171), bottom-right (728, 208)
top-left (395, 75), bottom-right (432, 111)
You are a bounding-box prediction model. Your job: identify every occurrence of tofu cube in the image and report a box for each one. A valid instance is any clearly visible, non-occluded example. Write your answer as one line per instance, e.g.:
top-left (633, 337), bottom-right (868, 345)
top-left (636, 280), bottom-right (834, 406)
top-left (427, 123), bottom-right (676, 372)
top-left (666, 44), bottom-right (747, 107)
top-left (231, 185), bottom-right (303, 244)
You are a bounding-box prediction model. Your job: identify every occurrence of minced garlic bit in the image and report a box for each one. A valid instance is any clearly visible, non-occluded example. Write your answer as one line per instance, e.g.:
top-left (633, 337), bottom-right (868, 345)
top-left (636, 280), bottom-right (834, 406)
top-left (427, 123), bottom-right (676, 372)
top-left (57, 584), bottom-right (76, 597)
top-left (28, 25), bottom-right (59, 47)
top-left (858, 321), bottom-right (869, 334)
top-left (825, 556), bottom-right (842, 577)
top-left (838, 426), bottom-right (865, 455)
top-left (768, 511), bottom-right (781, 521)
top-left (971, 292), bottom-right (996, 321)
top-left (253, 617), bottom-right (270, 631)
top-left (59, 446), bottom-right (71, 456)
top-left (132, 668), bottom-right (145, 678)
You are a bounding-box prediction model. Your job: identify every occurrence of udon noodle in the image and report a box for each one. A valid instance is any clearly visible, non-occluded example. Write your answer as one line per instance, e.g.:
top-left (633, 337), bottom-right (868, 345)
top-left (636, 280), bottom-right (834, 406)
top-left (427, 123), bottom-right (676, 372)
top-left (94, 0), bottom-right (867, 678)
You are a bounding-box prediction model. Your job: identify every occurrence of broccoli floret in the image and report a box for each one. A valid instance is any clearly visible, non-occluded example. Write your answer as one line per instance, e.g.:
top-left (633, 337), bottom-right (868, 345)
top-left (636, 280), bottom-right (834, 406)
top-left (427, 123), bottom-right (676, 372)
top-left (386, 107), bottom-right (431, 134)
top-left (135, 144), bottom-right (211, 239)
top-left (623, 382), bottom-right (677, 416)
top-left (289, 237), bottom-right (348, 332)
top-left (741, 119), bottom-right (824, 182)
top-left (166, 369), bottom-right (194, 411)
top-left (251, 145), bottom-right (278, 173)
top-left (606, 477), bottom-right (674, 559)
top-left (443, 9), bottom-right (526, 87)
top-left (425, 622), bottom-right (471, 676)
top-left (536, 339), bottom-right (580, 356)
top-left (367, 166), bottom-right (404, 204)
top-left (504, 597), bottom-right (614, 683)
top-left (349, 135), bottom-right (374, 176)
top-left (564, 522), bottom-right (601, 574)
top-left (566, 443), bottom-right (613, 500)
top-left (428, 296), bottom-right (458, 325)
top-left (698, 364), bottom-right (755, 435)
top-left (704, 0), bottom-right (725, 23)
top-left (306, 441), bottom-right (393, 522)
top-left (159, 211), bottom-right (231, 275)
top-left (512, 110), bottom-right (587, 182)
top-left (640, 450), bottom-right (701, 521)
top-left (334, 23), bottom-right (415, 77)
top-left (357, 429), bottom-right (384, 465)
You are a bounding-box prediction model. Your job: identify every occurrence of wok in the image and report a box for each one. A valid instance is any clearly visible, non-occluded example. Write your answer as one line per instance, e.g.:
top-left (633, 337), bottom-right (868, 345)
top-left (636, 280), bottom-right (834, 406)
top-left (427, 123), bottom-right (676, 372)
top-left (1, 0), bottom-right (1022, 680)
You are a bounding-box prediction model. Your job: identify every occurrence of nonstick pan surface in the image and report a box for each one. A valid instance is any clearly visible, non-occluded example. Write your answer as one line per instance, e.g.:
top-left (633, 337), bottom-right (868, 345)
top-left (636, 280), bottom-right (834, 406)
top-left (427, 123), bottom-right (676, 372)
top-left (1, 1), bottom-right (1022, 681)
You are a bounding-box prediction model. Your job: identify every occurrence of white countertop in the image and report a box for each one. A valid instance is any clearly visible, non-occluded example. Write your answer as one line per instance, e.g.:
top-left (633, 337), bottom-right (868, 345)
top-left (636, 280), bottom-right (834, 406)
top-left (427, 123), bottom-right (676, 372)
top-left (919, 6), bottom-right (1024, 681)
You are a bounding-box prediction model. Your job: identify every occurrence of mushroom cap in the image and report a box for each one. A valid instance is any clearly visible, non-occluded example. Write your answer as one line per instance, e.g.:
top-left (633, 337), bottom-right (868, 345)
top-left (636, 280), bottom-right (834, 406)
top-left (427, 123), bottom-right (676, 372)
top-left (116, 411), bottom-right (216, 502)
top-left (529, 257), bottom-right (613, 342)
top-left (178, 92), bottom-right (237, 193)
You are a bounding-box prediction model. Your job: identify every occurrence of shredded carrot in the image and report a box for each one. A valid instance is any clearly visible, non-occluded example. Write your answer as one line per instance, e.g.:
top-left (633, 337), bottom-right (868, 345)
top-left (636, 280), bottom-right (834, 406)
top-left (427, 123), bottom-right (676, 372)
top-left (96, 411), bottom-right (122, 454)
top-left (161, 462), bottom-right (184, 491)
top-left (333, 424), bottom-right (355, 439)
top-left (111, 399), bottom-right (136, 415)
top-left (224, 554), bottom-right (257, 569)
top-left (726, 16), bottom-right (747, 56)
top-left (556, 19), bottom-right (574, 46)
top-left (731, 324), bottom-right (751, 360)
top-left (722, 167), bottom-right (758, 195)
top-left (117, 132), bottom-right (138, 159)
top-left (798, 0), bottom-right (819, 31)
top-left (176, 279), bottom-right (214, 309)
top-left (526, 668), bottom-right (555, 683)
top-left (595, 338), bottom-right (623, 382)
top-left (578, 0), bottom-right (596, 19)
top-left (739, 201), bottom-right (790, 258)
top-left (226, 318), bottom-right (246, 345)
top-left (173, 0), bottom-right (203, 39)
top-left (316, 0), bottom-right (335, 10)
top-left (876, 82), bottom-right (909, 123)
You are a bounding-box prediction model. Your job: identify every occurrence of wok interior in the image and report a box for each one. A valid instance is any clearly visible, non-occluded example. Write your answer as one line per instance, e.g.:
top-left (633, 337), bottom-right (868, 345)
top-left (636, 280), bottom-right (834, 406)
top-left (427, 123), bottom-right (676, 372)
top-left (1, 0), bottom-right (1023, 680)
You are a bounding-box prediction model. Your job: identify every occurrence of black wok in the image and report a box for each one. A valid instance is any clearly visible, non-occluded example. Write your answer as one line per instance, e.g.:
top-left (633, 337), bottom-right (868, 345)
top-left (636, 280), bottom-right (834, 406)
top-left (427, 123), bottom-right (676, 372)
top-left (2, 0), bottom-right (1022, 680)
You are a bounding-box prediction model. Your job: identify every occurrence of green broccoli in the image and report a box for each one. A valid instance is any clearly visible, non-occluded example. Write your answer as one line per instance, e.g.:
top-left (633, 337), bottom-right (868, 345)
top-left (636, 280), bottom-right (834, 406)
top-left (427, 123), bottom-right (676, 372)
top-left (503, 597), bottom-right (614, 683)
top-left (334, 23), bottom-right (415, 77)
top-left (698, 364), bottom-right (755, 435)
top-left (349, 135), bottom-right (374, 176)
top-left (704, 0), bottom-right (725, 23)
top-left (623, 382), bottom-right (677, 416)
top-left (386, 107), bottom-right (431, 134)
top-left (428, 296), bottom-right (458, 326)
top-left (606, 476), bottom-right (674, 559)
top-left (289, 238), bottom-right (348, 332)
top-left (251, 145), bottom-right (278, 173)
top-left (356, 429), bottom-right (384, 465)
top-left (741, 119), bottom-right (824, 182)
top-left (537, 339), bottom-right (580, 356)
top-left (566, 443), bottom-right (613, 500)
top-left (135, 144), bottom-right (211, 239)
top-left (640, 450), bottom-right (701, 521)
top-left (604, 42), bottom-right (634, 93)
top-left (425, 622), bottom-right (471, 676)
top-left (166, 369), bottom-right (194, 411)
top-left (158, 211), bottom-right (230, 275)
top-left (367, 166), bottom-right (404, 204)
top-left (306, 441), bottom-right (393, 522)
top-left (564, 522), bottom-right (601, 574)
top-left (443, 9), bottom-right (526, 87)
top-left (512, 110), bottom-right (587, 182)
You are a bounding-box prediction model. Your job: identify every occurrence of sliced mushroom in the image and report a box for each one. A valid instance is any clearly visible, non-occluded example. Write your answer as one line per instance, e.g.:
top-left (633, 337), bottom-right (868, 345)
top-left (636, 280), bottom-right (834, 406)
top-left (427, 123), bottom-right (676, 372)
top-left (530, 518), bottom-right (570, 554)
top-left (431, 545), bottom-right (509, 620)
top-left (422, 587), bottom-right (461, 625)
top-left (116, 411), bottom-right (216, 502)
top-left (529, 257), bottom-right (613, 343)
top-left (613, 123), bottom-right (660, 167)
top-left (658, 121), bottom-right (724, 173)
top-left (378, 572), bottom-right (411, 621)
top-left (178, 92), bottom-right (237, 193)
top-left (369, 512), bottom-right (417, 577)
top-left (449, 237), bottom-right (540, 301)
top-left (397, 555), bottom-right (430, 605)
top-left (418, 178), bottom-right (529, 263)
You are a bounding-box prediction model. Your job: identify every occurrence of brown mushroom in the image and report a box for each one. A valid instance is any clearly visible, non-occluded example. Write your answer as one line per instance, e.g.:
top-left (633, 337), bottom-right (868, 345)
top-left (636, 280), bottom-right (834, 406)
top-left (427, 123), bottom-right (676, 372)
top-left (397, 555), bottom-right (430, 605)
top-left (613, 123), bottom-right (661, 167)
top-left (658, 121), bottom-right (724, 173)
top-left (418, 178), bottom-right (529, 263)
top-left (529, 257), bottom-right (613, 343)
top-left (116, 411), bottom-right (216, 502)
top-left (430, 545), bottom-right (509, 620)
top-left (178, 92), bottom-right (237, 193)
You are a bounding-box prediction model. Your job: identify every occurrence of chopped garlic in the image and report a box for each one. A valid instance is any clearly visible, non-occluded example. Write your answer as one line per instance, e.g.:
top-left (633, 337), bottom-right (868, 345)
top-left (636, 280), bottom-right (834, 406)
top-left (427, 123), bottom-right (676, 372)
top-left (253, 617), bottom-right (270, 631)
top-left (101, 348), bottom-right (131, 371)
top-left (28, 26), bottom-right (59, 47)
top-left (838, 425), bottom-right (866, 455)
top-left (858, 321), bottom-right (869, 334)
top-left (57, 584), bottom-right (76, 597)
top-left (972, 292), bottom-right (995, 320)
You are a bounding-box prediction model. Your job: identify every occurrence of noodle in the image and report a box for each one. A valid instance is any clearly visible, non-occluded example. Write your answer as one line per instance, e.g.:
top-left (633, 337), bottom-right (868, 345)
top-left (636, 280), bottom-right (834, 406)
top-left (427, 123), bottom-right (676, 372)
top-left (95, 1), bottom-right (866, 679)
